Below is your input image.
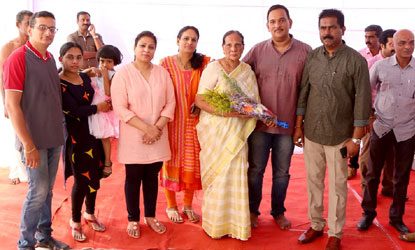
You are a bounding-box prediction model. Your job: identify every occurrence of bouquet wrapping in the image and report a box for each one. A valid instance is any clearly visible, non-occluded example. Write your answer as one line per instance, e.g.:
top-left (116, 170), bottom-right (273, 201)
top-left (202, 72), bottom-right (289, 128)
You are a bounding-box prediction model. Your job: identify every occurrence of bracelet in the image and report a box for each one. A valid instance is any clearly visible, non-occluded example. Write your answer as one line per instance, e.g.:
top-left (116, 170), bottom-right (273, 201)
top-left (295, 125), bottom-right (303, 128)
top-left (24, 147), bottom-right (36, 154)
top-left (93, 35), bottom-right (99, 39)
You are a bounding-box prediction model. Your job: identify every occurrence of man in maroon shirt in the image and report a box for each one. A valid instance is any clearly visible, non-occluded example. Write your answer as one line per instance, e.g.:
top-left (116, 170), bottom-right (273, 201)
top-left (243, 4), bottom-right (311, 229)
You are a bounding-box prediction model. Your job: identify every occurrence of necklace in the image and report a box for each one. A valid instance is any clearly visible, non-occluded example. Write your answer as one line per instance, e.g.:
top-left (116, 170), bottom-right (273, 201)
top-left (177, 55), bottom-right (191, 70)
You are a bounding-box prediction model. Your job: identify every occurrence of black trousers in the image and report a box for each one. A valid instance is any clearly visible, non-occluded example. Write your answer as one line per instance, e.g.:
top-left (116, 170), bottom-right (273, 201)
top-left (71, 178), bottom-right (98, 222)
top-left (361, 131), bottom-right (415, 222)
top-left (125, 162), bottom-right (163, 222)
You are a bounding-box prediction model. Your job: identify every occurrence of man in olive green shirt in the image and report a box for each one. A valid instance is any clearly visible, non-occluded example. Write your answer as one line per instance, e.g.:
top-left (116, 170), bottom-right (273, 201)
top-left (294, 9), bottom-right (371, 250)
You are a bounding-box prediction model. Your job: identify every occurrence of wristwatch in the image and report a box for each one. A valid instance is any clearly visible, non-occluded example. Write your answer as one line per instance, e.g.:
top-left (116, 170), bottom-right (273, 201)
top-left (351, 138), bottom-right (361, 145)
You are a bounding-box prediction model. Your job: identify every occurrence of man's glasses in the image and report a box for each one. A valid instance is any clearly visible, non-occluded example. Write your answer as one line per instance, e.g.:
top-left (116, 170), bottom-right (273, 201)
top-left (35, 25), bottom-right (58, 34)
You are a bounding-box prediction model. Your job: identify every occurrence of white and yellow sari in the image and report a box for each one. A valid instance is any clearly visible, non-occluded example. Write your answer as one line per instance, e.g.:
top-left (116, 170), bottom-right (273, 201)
top-left (196, 61), bottom-right (259, 240)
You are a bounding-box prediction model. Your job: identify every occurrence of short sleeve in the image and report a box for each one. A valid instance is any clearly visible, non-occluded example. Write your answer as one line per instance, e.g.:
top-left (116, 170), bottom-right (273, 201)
top-left (3, 49), bottom-right (26, 91)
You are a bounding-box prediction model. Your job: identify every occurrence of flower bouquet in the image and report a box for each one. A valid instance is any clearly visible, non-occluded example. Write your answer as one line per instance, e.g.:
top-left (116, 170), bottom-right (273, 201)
top-left (202, 72), bottom-right (289, 128)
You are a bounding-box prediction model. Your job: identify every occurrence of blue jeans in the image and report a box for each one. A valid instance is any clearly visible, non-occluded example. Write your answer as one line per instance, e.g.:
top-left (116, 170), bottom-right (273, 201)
top-left (18, 146), bottom-right (62, 249)
top-left (248, 131), bottom-right (294, 217)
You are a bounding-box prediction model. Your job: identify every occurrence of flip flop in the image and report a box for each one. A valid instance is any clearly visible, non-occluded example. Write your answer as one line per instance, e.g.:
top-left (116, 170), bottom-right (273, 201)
top-left (102, 162), bottom-right (112, 178)
top-left (11, 178), bottom-right (21, 185)
top-left (399, 232), bottom-right (415, 242)
top-left (126, 221), bottom-right (140, 238)
top-left (69, 219), bottom-right (87, 242)
top-left (182, 208), bottom-right (200, 223)
top-left (83, 213), bottom-right (106, 232)
top-left (166, 208), bottom-right (184, 224)
top-left (145, 217), bottom-right (166, 234)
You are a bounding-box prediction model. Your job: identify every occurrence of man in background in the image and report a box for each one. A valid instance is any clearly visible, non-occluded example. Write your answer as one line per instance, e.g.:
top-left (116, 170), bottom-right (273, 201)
top-left (347, 24), bottom-right (383, 179)
top-left (0, 10), bottom-right (33, 185)
top-left (360, 29), bottom-right (397, 197)
top-left (67, 11), bottom-right (104, 69)
top-left (357, 29), bottom-right (415, 235)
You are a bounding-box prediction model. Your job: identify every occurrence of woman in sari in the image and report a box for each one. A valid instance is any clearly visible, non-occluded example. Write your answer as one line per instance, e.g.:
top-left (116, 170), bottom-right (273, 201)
top-left (195, 30), bottom-right (259, 240)
top-left (160, 26), bottom-right (210, 224)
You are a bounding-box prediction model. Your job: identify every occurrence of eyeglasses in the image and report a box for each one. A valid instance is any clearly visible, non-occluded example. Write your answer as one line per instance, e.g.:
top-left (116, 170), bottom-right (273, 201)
top-left (35, 25), bottom-right (58, 33)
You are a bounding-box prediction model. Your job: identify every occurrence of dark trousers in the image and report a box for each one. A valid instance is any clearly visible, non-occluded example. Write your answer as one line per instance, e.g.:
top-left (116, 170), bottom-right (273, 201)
top-left (125, 162), bottom-right (163, 222)
top-left (71, 178), bottom-right (97, 222)
top-left (360, 132), bottom-right (394, 193)
top-left (361, 131), bottom-right (415, 222)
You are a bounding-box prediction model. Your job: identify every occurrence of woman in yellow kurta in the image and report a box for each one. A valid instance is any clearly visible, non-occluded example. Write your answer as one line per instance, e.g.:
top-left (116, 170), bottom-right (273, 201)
top-left (160, 26), bottom-right (210, 224)
top-left (195, 30), bottom-right (259, 240)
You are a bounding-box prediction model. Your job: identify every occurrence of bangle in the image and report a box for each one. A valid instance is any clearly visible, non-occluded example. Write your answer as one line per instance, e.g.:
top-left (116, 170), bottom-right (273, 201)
top-left (24, 147), bottom-right (36, 154)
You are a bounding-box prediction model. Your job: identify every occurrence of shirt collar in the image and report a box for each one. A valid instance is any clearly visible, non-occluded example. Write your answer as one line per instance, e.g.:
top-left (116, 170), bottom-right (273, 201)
top-left (363, 47), bottom-right (371, 55)
top-left (322, 40), bottom-right (346, 57)
top-left (269, 34), bottom-right (295, 53)
top-left (25, 41), bottom-right (52, 61)
top-left (390, 54), bottom-right (415, 68)
top-left (77, 30), bottom-right (91, 37)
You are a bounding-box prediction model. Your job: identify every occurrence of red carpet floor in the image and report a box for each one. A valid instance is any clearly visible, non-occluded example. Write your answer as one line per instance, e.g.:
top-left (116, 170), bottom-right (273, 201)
top-left (1, 150), bottom-right (414, 250)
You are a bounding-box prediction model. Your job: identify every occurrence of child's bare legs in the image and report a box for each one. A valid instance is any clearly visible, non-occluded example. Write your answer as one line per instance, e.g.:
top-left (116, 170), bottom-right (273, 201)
top-left (102, 137), bottom-right (112, 177)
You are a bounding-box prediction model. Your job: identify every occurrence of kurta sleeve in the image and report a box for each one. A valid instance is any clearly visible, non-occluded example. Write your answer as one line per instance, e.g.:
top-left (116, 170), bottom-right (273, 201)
top-left (160, 70), bottom-right (176, 120)
top-left (111, 70), bottom-right (137, 123)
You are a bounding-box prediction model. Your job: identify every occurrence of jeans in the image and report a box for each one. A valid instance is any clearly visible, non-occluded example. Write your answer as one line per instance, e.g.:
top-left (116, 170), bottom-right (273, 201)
top-left (248, 131), bottom-right (294, 217)
top-left (362, 131), bottom-right (415, 222)
top-left (18, 146), bottom-right (62, 249)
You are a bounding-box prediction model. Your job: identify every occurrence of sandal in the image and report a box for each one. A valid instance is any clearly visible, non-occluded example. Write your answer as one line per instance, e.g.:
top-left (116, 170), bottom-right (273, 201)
top-left (399, 232), bottom-right (415, 242)
top-left (69, 219), bottom-right (87, 242)
top-left (144, 217), bottom-right (166, 234)
top-left (83, 212), bottom-right (106, 232)
top-left (182, 208), bottom-right (200, 223)
top-left (166, 207), bottom-right (184, 224)
top-left (11, 178), bottom-right (21, 185)
top-left (102, 162), bottom-right (112, 178)
top-left (126, 221), bottom-right (140, 238)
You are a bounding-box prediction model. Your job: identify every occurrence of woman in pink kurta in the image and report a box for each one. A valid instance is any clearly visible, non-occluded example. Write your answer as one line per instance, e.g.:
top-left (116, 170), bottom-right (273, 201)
top-left (111, 31), bottom-right (175, 238)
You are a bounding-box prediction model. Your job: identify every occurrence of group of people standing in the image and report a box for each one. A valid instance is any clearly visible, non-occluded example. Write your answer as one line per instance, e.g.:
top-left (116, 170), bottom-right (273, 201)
top-left (0, 4), bottom-right (414, 250)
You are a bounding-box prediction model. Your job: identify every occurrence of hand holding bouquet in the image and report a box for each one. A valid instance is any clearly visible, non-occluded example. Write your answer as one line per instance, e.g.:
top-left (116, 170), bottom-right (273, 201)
top-left (202, 72), bottom-right (288, 128)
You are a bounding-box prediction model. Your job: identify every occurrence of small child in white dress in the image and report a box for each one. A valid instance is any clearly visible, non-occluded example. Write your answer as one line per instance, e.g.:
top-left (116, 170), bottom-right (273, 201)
top-left (88, 45), bottom-right (123, 177)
